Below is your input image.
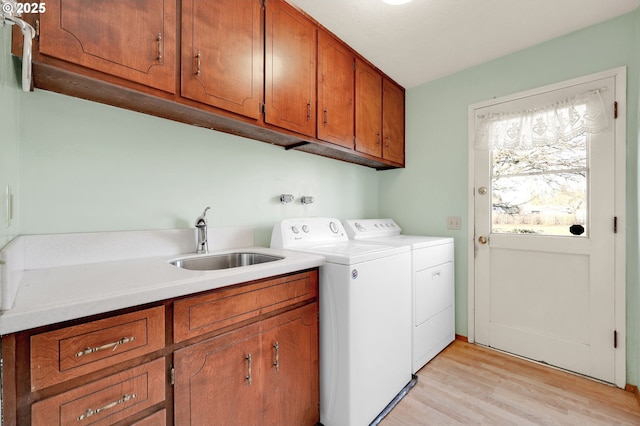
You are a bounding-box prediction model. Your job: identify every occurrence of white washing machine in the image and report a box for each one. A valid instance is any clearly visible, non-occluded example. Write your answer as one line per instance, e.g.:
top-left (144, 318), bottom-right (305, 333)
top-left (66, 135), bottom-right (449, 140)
top-left (343, 218), bottom-right (455, 373)
top-left (271, 218), bottom-right (412, 426)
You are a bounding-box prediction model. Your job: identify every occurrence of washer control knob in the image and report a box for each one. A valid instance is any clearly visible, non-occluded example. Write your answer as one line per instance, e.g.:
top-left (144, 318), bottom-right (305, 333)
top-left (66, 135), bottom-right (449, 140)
top-left (302, 225), bottom-right (309, 233)
top-left (291, 226), bottom-right (300, 234)
top-left (355, 222), bottom-right (366, 232)
top-left (329, 222), bottom-right (339, 233)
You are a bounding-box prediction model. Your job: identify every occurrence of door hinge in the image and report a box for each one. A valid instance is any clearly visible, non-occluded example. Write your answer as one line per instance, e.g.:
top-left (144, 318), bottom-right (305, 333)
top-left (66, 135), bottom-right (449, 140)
top-left (170, 366), bottom-right (175, 386)
top-left (614, 216), bottom-right (618, 233)
top-left (614, 330), bottom-right (618, 348)
top-left (353, 59), bottom-right (356, 71)
top-left (5, 185), bottom-right (13, 228)
top-left (614, 101), bottom-right (618, 119)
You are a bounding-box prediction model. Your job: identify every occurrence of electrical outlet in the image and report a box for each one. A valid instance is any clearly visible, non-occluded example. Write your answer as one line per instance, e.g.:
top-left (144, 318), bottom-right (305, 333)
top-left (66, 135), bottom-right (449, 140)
top-left (447, 216), bottom-right (461, 230)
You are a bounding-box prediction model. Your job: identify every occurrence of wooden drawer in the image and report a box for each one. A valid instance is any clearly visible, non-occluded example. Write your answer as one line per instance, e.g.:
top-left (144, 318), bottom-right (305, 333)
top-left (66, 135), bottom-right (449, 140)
top-left (131, 409), bottom-right (166, 426)
top-left (174, 270), bottom-right (318, 342)
top-left (31, 357), bottom-right (166, 425)
top-left (30, 306), bottom-right (165, 391)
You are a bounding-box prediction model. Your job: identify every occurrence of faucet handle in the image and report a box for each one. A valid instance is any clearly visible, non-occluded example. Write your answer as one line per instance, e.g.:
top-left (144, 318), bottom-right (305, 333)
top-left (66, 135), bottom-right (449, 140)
top-left (195, 206), bottom-right (210, 227)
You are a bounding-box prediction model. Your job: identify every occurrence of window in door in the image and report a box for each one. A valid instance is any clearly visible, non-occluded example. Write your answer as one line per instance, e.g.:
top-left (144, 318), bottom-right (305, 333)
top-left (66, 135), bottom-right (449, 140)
top-left (491, 132), bottom-right (588, 236)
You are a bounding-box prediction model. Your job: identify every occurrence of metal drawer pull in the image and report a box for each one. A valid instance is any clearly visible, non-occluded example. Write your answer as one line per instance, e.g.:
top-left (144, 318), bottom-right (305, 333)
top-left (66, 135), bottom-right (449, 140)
top-left (157, 33), bottom-right (163, 62)
top-left (273, 341), bottom-right (280, 371)
top-left (77, 393), bottom-right (136, 421)
top-left (75, 336), bottom-right (135, 357)
top-left (246, 353), bottom-right (252, 385)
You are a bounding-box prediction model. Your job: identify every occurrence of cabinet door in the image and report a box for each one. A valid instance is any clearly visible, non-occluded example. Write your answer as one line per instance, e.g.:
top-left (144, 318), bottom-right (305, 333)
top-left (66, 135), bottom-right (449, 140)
top-left (382, 78), bottom-right (405, 164)
top-left (39, 0), bottom-right (177, 93)
top-left (174, 323), bottom-right (262, 426)
top-left (317, 31), bottom-right (354, 148)
top-left (181, 0), bottom-right (263, 119)
top-left (265, 0), bottom-right (317, 137)
top-left (355, 58), bottom-right (382, 157)
top-left (262, 303), bottom-right (319, 426)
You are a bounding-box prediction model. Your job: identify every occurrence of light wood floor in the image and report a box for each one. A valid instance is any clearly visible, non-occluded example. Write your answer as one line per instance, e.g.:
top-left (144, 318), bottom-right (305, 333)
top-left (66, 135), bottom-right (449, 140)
top-left (381, 340), bottom-right (640, 425)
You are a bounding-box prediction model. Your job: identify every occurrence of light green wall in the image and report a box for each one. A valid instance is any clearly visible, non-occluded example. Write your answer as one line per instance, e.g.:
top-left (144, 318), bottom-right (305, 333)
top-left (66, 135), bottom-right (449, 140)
top-left (379, 11), bottom-right (640, 385)
top-left (0, 26), bottom-right (20, 247)
top-left (15, 86), bottom-right (379, 246)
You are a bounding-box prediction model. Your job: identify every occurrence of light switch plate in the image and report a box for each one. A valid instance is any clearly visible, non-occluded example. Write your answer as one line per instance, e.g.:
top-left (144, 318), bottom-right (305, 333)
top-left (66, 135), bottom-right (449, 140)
top-left (447, 216), bottom-right (461, 230)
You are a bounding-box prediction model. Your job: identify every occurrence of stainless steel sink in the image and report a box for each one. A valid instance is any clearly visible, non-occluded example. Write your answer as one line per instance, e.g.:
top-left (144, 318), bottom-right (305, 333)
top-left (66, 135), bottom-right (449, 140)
top-left (170, 252), bottom-right (283, 271)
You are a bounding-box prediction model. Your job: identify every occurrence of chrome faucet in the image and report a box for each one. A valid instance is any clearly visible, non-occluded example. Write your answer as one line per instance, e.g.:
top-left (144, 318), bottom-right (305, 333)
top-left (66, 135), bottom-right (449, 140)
top-left (195, 207), bottom-right (210, 254)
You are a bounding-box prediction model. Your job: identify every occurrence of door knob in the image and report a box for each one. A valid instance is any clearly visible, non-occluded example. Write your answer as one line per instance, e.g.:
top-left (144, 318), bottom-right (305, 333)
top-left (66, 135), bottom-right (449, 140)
top-left (478, 235), bottom-right (488, 244)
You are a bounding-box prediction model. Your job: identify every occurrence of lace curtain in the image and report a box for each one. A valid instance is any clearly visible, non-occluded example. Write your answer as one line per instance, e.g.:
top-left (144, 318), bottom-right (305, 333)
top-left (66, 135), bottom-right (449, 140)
top-left (475, 87), bottom-right (610, 150)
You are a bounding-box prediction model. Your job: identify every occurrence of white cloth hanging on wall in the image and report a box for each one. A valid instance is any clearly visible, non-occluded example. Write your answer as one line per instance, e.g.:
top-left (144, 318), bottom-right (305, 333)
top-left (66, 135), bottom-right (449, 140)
top-left (475, 87), bottom-right (610, 150)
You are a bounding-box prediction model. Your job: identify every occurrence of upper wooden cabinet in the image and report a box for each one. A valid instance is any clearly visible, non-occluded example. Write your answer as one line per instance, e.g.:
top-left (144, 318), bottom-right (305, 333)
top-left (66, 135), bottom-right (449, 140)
top-left (181, 0), bottom-right (263, 119)
top-left (355, 58), bottom-right (383, 157)
top-left (317, 30), bottom-right (355, 149)
top-left (383, 78), bottom-right (405, 164)
top-left (39, 0), bottom-right (177, 93)
top-left (265, 0), bottom-right (317, 137)
top-left (354, 60), bottom-right (405, 166)
top-left (21, 0), bottom-right (404, 168)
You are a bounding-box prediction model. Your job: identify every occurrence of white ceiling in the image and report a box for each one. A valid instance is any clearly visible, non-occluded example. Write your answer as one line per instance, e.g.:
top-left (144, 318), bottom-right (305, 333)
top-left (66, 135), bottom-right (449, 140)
top-left (287, 0), bottom-right (640, 88)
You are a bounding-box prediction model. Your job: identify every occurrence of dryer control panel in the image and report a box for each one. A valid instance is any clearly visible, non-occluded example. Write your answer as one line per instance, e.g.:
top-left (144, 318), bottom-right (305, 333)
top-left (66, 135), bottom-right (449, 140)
top-left (343, 218), bottom-right (401, 239)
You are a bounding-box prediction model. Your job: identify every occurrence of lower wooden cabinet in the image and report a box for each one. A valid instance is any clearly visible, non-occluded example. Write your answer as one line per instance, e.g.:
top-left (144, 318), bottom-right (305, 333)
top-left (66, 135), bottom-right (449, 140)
top-left (261, 304), bottom-right (319, 425)
top-left (1, 269), bottom-right (319, 425)
top-left (174, 323), bottom-right (263, 425)
top-left (174, 303), bottom-right (319, 426)
top-left (30, 306), bottom-right (165, 391)
top-left (31, 358), bottom-right (166, 425)
top-left (131, 409), bottom-right (167, 426)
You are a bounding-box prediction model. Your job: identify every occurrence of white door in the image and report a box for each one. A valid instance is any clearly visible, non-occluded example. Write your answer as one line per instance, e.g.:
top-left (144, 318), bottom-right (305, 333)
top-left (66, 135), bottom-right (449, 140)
top-left (471, 70), bottom-right (625, 385)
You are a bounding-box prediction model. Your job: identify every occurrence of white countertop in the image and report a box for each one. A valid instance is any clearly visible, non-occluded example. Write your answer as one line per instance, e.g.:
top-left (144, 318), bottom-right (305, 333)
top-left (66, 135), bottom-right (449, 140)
top-left (0, 228), bottom-right (324, 335)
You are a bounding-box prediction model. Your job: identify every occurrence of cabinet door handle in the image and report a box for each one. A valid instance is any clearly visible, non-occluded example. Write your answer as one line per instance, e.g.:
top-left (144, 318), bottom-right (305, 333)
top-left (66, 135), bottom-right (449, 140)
top-left (323, 109), bottom-right (328, 127)
top-left (273, 341), bottom-right (280, 371)
top-left (376, 132), bottom-right (381, 145)
top-left (157, 33), bottom-right (163, 63)
top-left (195, 50), bottom-right (201, 76)
top-left (75, 336), bottom-right (135, 357)
top-left (307, 102), bottom-right (312, 121)
top-left (385, 135), bottom-right (390, 148)
top-left (77, 393), bottom-right (137, 421)
top-left (245, 353), bottom-right (252, 385)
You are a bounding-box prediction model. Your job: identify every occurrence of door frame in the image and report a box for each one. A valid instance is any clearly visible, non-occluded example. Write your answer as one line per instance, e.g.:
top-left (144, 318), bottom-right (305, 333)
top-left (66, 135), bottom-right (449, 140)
top-left (466, 67), bottom-right (627, 388)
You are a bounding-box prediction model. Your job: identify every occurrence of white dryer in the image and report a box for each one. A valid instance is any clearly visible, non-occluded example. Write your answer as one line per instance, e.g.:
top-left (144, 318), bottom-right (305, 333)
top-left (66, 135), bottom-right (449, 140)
top-left (343, 218), bottom-right (455, 373)
top-left (271, 218), bottom-right (412, 426)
